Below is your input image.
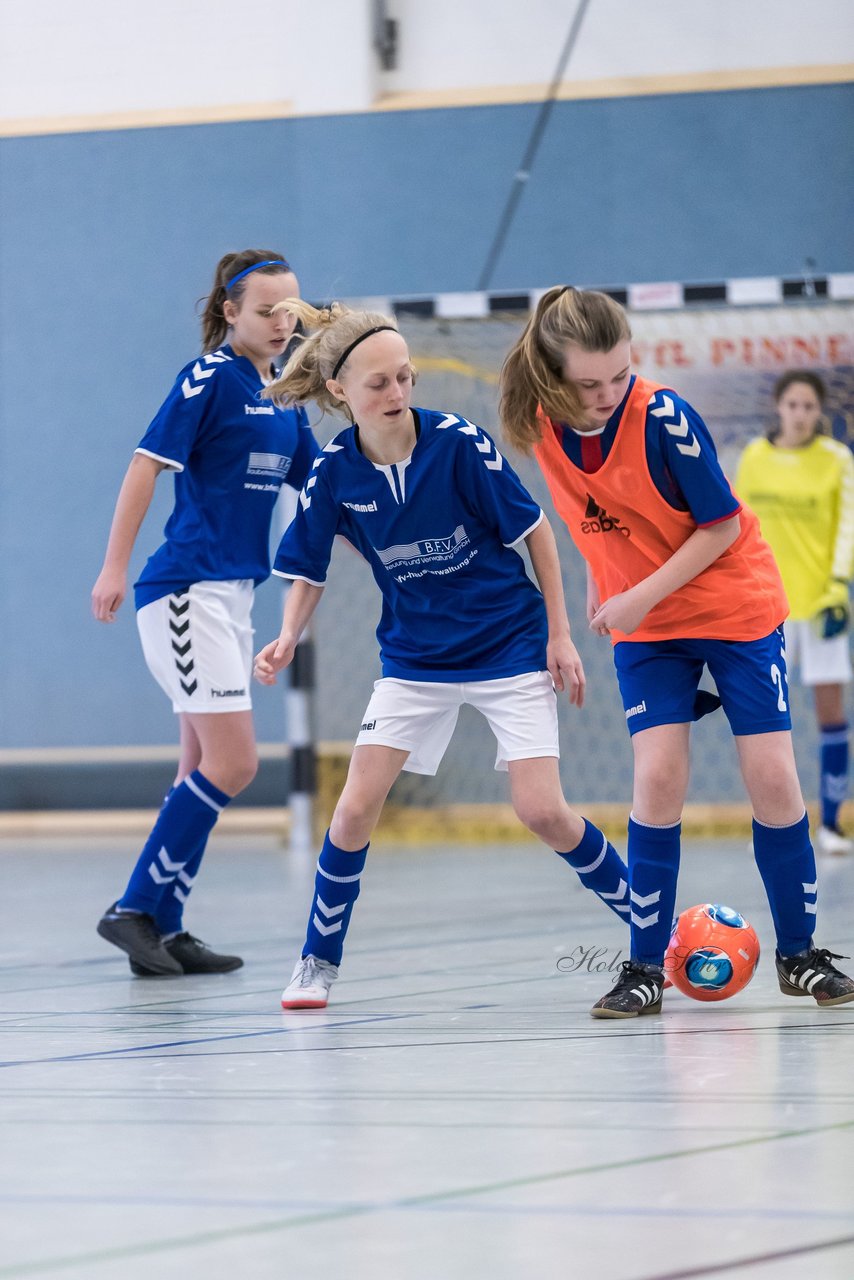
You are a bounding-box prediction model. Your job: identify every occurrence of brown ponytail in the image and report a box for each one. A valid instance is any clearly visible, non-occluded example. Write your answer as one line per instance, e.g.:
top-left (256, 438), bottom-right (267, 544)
top-left (500, 286), bottom-right (631, 452)
top-left (200, 249), bottom-right (293, 352)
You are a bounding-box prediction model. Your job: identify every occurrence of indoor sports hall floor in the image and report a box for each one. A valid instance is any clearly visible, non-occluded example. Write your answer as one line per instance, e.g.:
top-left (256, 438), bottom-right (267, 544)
top-left (1, 833), bottom-right (853, 1279)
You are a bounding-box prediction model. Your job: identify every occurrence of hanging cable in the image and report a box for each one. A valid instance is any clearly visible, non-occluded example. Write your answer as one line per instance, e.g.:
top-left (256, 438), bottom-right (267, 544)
top-left (477, 0), bottom-right (593, 291)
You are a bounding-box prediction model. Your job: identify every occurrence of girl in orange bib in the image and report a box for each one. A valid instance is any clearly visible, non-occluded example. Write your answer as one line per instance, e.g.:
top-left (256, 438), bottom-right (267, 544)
top-left (501, 286), bottom-right (854, 1018)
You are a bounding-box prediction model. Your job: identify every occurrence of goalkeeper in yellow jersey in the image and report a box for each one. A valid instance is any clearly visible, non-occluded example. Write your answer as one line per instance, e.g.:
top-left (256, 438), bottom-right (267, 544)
top-left (736, 371), bottom-right (854, 855)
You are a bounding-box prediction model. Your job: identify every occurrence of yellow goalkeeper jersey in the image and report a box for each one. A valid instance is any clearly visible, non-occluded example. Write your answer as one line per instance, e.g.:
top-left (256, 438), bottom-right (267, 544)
top-left (735, 435), bottom-right (854, 619)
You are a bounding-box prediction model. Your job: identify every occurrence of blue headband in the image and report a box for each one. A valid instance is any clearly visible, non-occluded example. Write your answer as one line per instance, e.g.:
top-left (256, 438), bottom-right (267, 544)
top-left (226, 259), bottom-right (291, 291)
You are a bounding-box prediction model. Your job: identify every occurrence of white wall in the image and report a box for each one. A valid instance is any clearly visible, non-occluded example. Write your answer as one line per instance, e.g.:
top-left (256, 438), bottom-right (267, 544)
top-left (1, 0), bottom-right (851, 125)
top-left (388, 0), bottom-right (854, 93)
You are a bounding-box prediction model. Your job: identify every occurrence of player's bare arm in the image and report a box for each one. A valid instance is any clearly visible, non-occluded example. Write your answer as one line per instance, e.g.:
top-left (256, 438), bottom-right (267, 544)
top-left (586, 563), bottom-right (606, 636)
top-left (91, 452), bottom-right (168, 622)
top-left (524, 516), bottom-right (585, 706)
top-left (591, 514), bottom-right (741, 637)
top-left (254, 580), bottom-right (324, 684)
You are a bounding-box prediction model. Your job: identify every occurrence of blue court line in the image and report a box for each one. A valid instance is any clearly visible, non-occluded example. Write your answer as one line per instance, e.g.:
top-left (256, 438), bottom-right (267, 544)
top-left (0, 950), bottom-right (574, 998)
top-left (3, 1015), bottom-right (852, 1067)
top-left (0, 1011), bottom-right (418, 1069)
top-left (0, 913), bottom-right (633, 992)
top-left (7, 1021), bottom-right (853, 1068)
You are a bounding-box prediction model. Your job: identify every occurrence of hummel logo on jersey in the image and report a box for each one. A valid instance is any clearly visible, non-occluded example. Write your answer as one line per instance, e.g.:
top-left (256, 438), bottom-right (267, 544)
top-left (581, 493), bottom-right (630, 537)
top-left (360, 719), bottom-right (376, 732)
top-left (211, 687), bottom-right (247, 698)
top-left (343, 500), bottom-right (378, 513)
top-left (244, 404), bottom-right (275, 416)
top-left (626, 701), bottom-right (647, 720)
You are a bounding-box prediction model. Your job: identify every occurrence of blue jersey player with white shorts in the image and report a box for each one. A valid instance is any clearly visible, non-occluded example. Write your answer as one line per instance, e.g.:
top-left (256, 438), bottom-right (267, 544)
top-left (254, 300), bottom-right (633, 1011)
top-left (92, 251), bottom-right (319, 977)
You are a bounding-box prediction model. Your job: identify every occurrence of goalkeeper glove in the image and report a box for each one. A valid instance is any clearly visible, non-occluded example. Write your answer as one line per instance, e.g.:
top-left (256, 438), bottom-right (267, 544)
top-left (814, 579), bottom-right (851, 639)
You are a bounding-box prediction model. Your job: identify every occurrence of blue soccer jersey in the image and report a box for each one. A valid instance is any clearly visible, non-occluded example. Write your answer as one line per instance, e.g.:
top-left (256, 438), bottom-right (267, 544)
top-left (274, 409), bottom-right (548, 681)
top-left (557, 375), bottom-right (739, 527)
top-left (134, 344), bottom-right (319, 608)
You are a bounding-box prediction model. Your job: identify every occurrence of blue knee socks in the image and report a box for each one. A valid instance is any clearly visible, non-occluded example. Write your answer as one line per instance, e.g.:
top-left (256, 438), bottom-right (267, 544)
top-left (820, 722), bottom-right (849, 830)
top-left (301, 831), bottom-right (368, 965)
top-left (118, 771), bottom-right (231, 919)
top-left (752, 813), bottom-right (816, 956)
top-left (153, 842), bottom-right (207, 937)
top-left (135, 785), bottom-right (206, 936)
top-left (627, 814), bottom-right (681, 966)
top-left (556, 819), bottom-right (630, 922)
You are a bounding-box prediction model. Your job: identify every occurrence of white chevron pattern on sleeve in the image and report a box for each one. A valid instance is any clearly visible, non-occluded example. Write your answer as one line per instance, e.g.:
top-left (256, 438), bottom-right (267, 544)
top-left (299, 441), bottom-right (343, 511)
top-left (457, 420), bottom-right (503, 471)
top-left (649, 391), bottom-right (700, 458)
top-left (299, 476), bottom-right (318, 511)
top-left (436, 411), bottom-right (504, 470)
top-left (180, 349), bottom-right (232, 400)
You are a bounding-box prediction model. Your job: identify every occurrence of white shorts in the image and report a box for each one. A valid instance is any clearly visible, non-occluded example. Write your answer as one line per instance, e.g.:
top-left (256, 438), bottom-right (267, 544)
top-left (783, 619), bottom-right (852, 687)
top-left (137, 580), bottom-right (255, 714)
top-left (354, 670), bottom-right (559, 775)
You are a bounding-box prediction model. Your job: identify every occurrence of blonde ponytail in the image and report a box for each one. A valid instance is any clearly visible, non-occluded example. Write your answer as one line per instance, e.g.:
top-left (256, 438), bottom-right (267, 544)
top-left (264, 301), bottom-right (411, 419)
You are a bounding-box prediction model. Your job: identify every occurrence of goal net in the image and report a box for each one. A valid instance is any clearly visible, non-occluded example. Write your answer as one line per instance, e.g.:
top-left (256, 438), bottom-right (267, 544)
top-left (307, 300), bottom-right (854, 834)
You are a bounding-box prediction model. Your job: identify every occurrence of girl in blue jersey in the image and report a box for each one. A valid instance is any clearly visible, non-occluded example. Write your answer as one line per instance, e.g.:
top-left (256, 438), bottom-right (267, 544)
top-left (92, 250), bottom-right (319, 977)
top-left (254, 300), bottom-right (633, 1010)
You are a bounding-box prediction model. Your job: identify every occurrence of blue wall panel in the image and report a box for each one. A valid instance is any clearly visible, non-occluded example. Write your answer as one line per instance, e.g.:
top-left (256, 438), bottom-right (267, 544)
top-left (0, 83), bottom-right (851, 747)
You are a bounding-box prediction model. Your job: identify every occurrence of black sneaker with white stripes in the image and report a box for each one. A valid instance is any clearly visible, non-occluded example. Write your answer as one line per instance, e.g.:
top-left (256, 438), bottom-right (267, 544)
top-left (590, 960), bottom-right (664, 1019)
top-left (775, 947), bottom-right (854, 1006)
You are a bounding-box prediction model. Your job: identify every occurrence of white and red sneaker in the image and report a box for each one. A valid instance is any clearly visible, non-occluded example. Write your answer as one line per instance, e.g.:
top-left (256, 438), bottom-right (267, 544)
top-left (281, 955), bottom-right (339, 1009)
top-left (816, 824), bottom-right (853, 856)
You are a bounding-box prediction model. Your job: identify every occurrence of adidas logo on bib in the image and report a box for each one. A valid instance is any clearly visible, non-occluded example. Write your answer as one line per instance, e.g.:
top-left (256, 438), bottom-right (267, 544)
top-left (580, 493), bottom-right (631, 537)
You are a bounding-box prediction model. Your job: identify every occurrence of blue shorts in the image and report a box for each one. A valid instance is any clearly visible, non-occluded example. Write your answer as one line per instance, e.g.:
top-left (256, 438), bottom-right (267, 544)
top-left (613, 627), bottom-right (792, 737)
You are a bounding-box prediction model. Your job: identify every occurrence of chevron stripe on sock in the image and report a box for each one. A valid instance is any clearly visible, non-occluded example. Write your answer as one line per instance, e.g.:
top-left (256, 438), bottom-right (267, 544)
top-left (627, 814), bottom-right (681, 965)
top-left (752, 812), bottom-right (816, 956)
top-left (301, 832), bottom-right (368, 965)
top-left (119, 771), bottom-right (231, 917)
top-left (556, 819), bottom-right (630, 924)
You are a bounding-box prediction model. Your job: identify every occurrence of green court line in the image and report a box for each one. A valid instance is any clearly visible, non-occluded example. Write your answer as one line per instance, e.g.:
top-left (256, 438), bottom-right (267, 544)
top-left (2, 1117), bottom-right (852, 1276)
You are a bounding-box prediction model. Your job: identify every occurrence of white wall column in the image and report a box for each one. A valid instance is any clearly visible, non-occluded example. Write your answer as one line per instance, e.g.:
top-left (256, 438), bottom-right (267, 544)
top-left (287, 0), bottom-right (381, 115)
